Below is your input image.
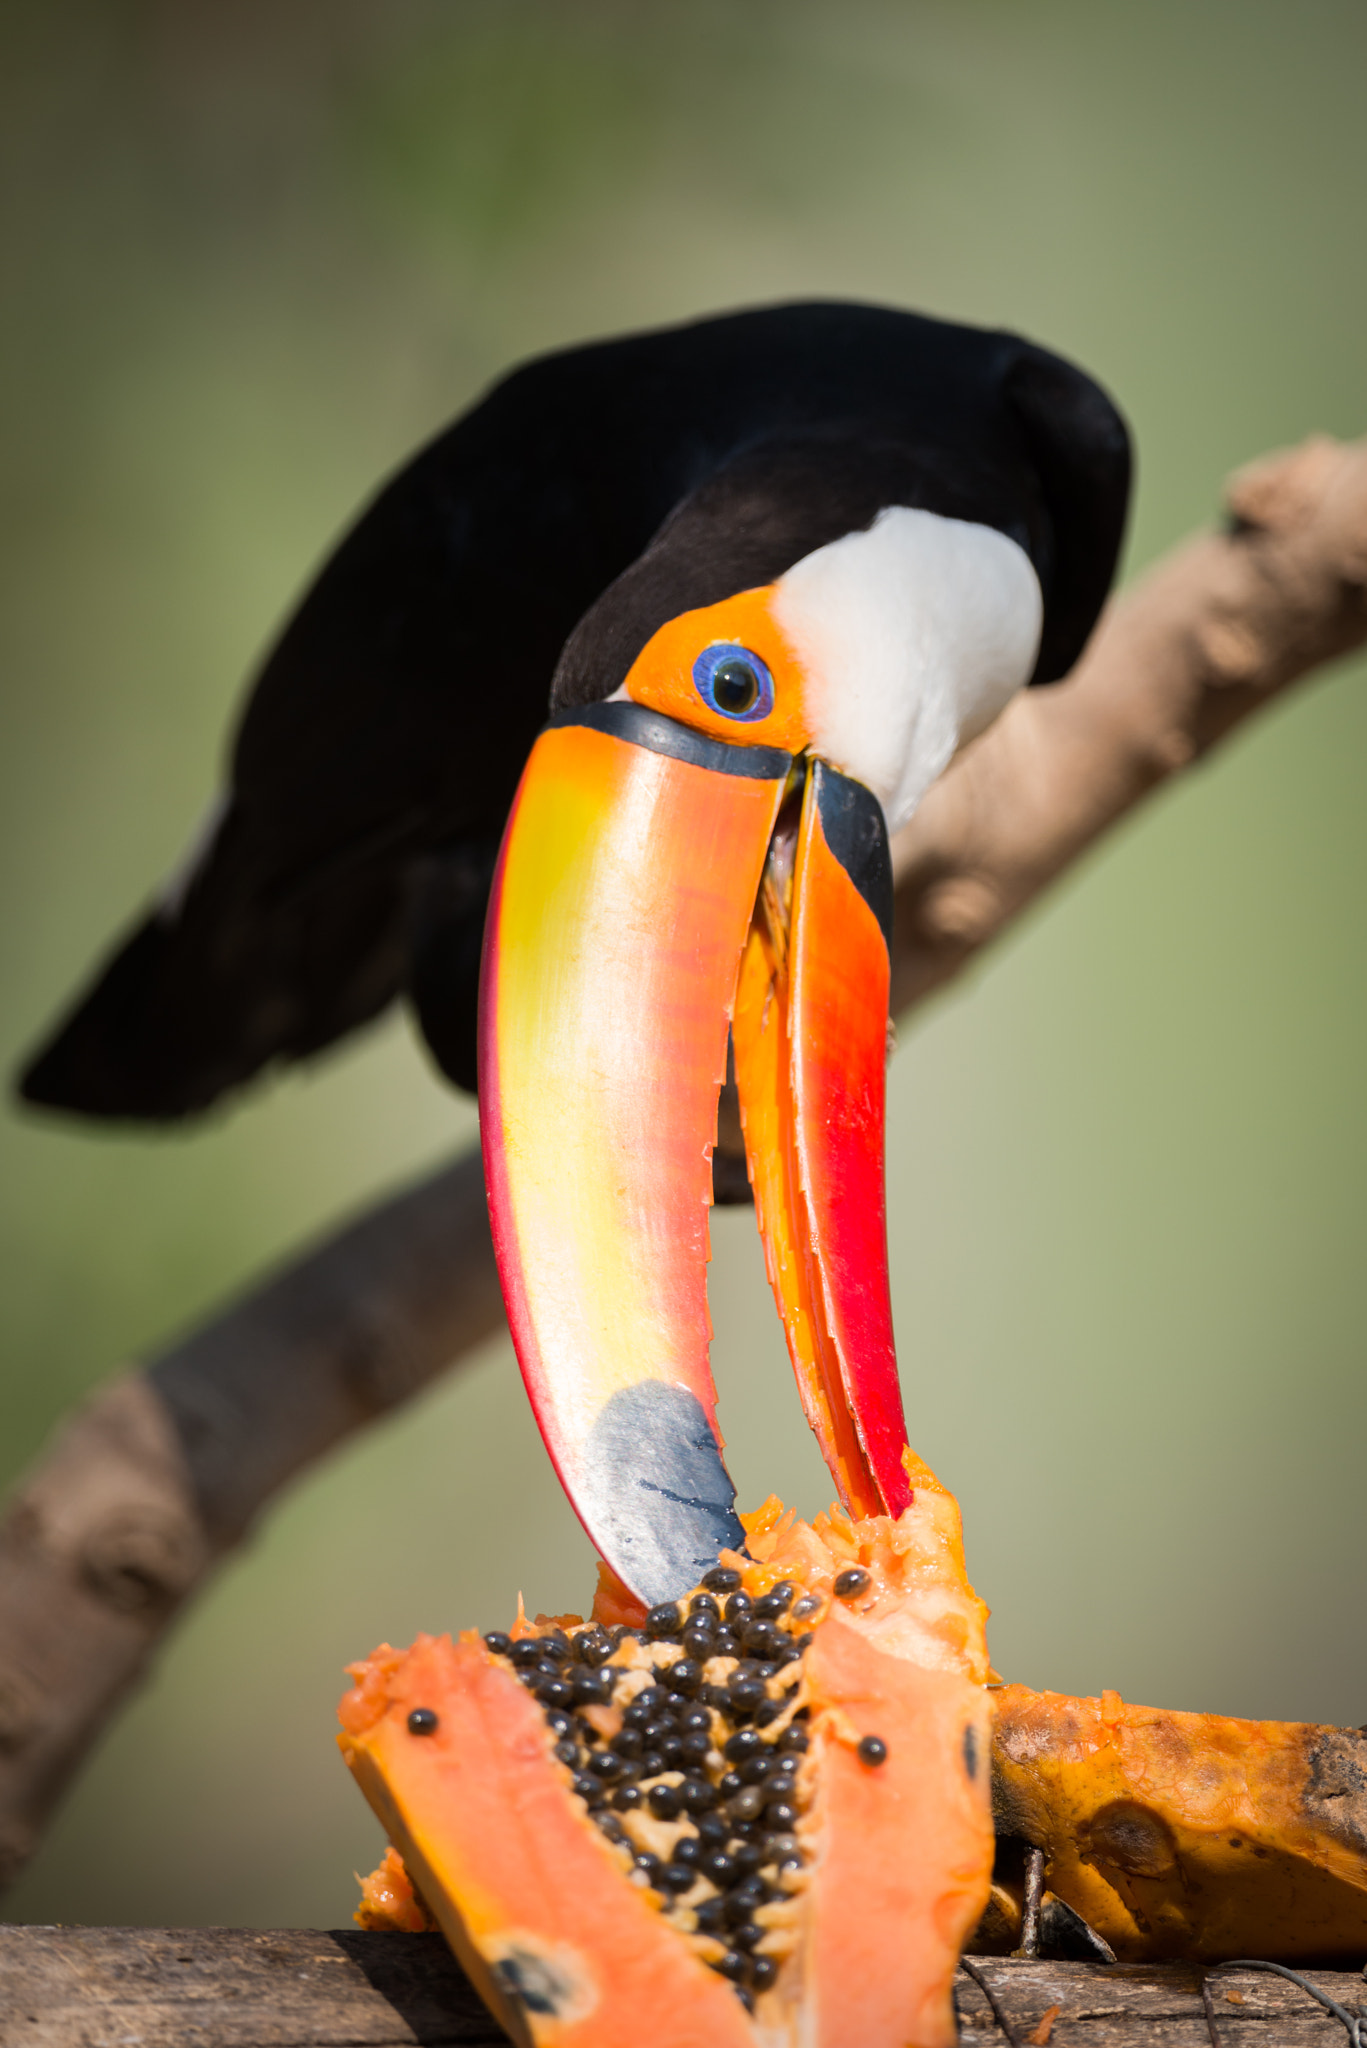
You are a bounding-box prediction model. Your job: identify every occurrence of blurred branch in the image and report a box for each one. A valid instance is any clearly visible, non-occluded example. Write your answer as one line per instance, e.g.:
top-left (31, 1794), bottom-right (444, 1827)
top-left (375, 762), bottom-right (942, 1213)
top-left (1, 432), bottom-right (1364, 1891)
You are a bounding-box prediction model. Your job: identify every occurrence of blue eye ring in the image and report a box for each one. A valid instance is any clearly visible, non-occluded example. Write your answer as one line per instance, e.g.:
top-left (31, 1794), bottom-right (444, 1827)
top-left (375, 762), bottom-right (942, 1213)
top-left (692, 642), bottom-right (775, 723)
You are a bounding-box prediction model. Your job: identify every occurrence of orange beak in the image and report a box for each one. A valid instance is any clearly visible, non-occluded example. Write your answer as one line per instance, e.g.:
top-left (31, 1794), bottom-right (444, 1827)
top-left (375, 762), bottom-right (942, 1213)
top-left (479, 702), bottom-right (909, 1603)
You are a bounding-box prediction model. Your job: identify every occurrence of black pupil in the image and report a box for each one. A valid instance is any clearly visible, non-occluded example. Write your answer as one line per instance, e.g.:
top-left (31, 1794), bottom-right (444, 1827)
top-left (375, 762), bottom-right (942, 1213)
top-left (711, 658), bottom-right (759, 715)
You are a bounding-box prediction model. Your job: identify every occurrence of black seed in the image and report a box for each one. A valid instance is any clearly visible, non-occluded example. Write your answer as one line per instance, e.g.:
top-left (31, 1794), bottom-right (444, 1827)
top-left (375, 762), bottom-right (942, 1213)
top-left (728, 1681), bottom-right (765, 1721)
top-left (646, 1602), bottom-right (682, 1638)
top-left (572, 1773), bottom-right (600, 1802)
top-left (657, 1736), bottom-right (684, 1766)
top-left (731, 1840), bottom-right (765, 1874)
top-left (731, 1920), bottom-right (765, 1951)
top-left (697, 1810), bottom-right (729, 1844)
top-left (664, 1692), bottom-right (692, 1716)
top-left (744, 1621), bottom-right (783, 1660)
top-left (406, 1707), bottom-right (439, 1736)
top-left (713, 1949), bottom-right (749, 1982)
top-left (634, 1851), bottom-right (662, 1882)
top-left (857, 1734), bottom-right (888, 1767)
top-left (680, 1731), bottom-right (711, 1764)
top-left (719, 1770), bottom-right (743, 1797)
top-left (834, 1567), bottom-right (871, 1599)
top-left (737, 1756), bottom-right (773, 1787)
top-left (724, 1590), bottom-right (753, 1626)
top-left (642, 1718), bottom-right (673, 1745)
top-left (702, 1566), bottom-right (742, 1593)
top-left (622, 1702), bottom-right (652, 1730)
top-left (701, 1849), bottom-right (737, 1886)
top-left (679, 1774), bottom-right (718, 1815)
top-left (595, 1811), bottom-right (625, 1842)
top-left (702, 1683), bottom-right (733, 1714)
top-left (539, 1634), bottom-right (570, 1663)
top-left (724, 1728), bottom-right (763, 1764)
top-left (736, 1985), bottom-right (756, 2012)
top-left (544, 1709), bottom-right (574, 1736)
top-left (611, 1728), bottom-right (643, 1762)
top-left (682, 1627), bottom-right (716, 1661)
top-left (572, 1668), bottom-right (614, 1707)
top-left (694, 1896), bottom-right (729, 1935)
top-left (573, 1630), bottom-right (611, 1666)
top-left (612, 1783), bottom-right (643, 1811)
top-left (588, 1750), bottom-right (624, 1781)
top-left (791, 1592), bottom-right (821, 1621)
top-left (754, 1581), bottom-right (796, 1619)
top-left (725, 1880), bottom-right (767, 1924)
top-left (711, 1629), bottom-right (742, 1659)
top-left (755, 1699), bottom-right (785, 1729)
top-left (793, 1705), bottom-right (811, 1721)
top-left (511, 1639), bottom-right (543, 1668)
top-left (751, 1955), bottom-right (779, 1992)
top-left (483, 1631), bottom-right (511, 1656)
top-left (636, 1686), bottom-right (670, 1715)
top-left (728, 1787), bottom-right (765, 1823)
top-left (765, 1799), bottom-right (799, 1830)
top-left (553, 1739), bottom-right (579, 1767)
top-left (677, 1702), bottom-right (711, 1731)
top-left (658, 1861), bottom-right (695, 1894)
top-left (536, 1677), bottom-right (576, 1710)
top-left (689, 1592), bottom-right (721, 1619)
top-left (647, 1783), bottom-right (681, 1820)
top-left (640, 1751), bottom-right (665, 1778)
top-left (672, 1835), bottom-right (702, 1867)
top-left (668, 1658), bottom-right (702, 1695)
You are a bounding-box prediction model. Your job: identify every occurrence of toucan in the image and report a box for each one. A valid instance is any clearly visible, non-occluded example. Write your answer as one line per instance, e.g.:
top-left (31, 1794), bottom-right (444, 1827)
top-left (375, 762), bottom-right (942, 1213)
top-left (18, 302), bottom-right (1130, 1606)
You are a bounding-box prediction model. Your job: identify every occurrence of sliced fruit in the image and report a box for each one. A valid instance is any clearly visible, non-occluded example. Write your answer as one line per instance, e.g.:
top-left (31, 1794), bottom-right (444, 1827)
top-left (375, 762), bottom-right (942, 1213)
top-left (991, 1683), bottom-right (1367, 1962)
top-left (340, 1481), bottom-right (993, 2048)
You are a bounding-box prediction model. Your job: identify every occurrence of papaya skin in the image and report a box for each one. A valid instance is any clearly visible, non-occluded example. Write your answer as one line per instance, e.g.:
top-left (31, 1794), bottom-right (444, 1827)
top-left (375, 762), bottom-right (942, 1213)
top-left (992, 1684), bottom-right (1367, 1963)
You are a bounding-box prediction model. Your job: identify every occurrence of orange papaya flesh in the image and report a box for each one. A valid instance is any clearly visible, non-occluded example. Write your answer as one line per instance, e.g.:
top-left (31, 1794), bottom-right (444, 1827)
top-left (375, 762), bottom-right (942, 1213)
top-left (991, 1683), bottom-right (1367, 1964)
top-left (355, 1843), bottom-right (436, 1932)
top-left (340, 1484), bottom-right (994, 2048)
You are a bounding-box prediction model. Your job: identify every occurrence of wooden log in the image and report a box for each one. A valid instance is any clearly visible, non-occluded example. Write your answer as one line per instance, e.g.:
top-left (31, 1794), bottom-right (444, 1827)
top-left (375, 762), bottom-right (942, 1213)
top-left (3, 1928), bottom-right (1364, 2046)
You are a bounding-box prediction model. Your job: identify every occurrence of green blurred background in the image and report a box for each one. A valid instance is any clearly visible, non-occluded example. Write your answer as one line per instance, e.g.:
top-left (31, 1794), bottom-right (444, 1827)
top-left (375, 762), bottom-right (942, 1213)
top-left (2, 0), bottom-right (1365, 1927)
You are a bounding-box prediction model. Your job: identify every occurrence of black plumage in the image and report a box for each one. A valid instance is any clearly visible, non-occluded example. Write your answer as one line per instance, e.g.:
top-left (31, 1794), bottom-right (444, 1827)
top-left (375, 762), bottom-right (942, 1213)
top-left (17, 301), bottom-right (1129, 1121)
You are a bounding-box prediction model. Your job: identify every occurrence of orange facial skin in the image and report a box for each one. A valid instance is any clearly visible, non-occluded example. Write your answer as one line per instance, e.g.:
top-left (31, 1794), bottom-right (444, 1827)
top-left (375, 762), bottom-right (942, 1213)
top-left (620, 585), bottom-right (814, 755)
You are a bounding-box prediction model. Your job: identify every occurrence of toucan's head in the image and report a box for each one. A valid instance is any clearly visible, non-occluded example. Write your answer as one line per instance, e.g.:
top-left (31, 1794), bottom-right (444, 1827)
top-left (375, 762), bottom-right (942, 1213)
top-left (479, 398), bottom-right (1125, 1605)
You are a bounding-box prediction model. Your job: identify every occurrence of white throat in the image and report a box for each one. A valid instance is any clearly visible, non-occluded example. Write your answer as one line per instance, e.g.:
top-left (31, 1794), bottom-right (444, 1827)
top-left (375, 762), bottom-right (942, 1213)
top-left (771, 506), bottom-right (1043, 833)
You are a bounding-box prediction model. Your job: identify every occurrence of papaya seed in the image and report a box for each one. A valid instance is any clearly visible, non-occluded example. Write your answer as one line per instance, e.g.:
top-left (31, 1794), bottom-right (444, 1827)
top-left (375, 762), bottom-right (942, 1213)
top-left (406, 1707), bottom-right (439, 1736)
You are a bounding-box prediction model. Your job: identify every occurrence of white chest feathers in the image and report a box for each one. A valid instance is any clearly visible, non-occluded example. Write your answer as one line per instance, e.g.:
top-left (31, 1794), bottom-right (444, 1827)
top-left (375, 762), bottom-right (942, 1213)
top-left (772, 506), bottom-right (1043, 834)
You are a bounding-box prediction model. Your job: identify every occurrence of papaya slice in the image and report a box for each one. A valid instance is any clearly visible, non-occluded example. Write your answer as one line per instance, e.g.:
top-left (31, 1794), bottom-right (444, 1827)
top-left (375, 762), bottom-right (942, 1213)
top-left (339, 1478), bottom-right (994, 2048)
top-left (991, 1683), bottom-right (1367, 1963)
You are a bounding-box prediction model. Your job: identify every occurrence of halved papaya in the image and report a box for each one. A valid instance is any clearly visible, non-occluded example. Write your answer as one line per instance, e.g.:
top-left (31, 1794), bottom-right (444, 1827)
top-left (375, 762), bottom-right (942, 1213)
top-left (991, 1683), bottom-right (1367, 1963)
top-left (339, 1474), bottom-right (994, 2048)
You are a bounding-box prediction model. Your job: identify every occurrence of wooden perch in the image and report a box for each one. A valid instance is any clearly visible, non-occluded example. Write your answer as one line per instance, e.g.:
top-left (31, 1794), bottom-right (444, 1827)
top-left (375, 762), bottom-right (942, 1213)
top-left (2, 432), bottom-right (1365, 1893)
top-left (3, 1929), bottom-right (1363, 2046)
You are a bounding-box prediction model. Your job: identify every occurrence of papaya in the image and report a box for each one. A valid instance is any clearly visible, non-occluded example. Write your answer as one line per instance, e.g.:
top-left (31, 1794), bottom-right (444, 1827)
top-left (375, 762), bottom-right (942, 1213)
top-left (339, 1477), bottom-right (994, 2048)
top-left (990, 1683), bottom-right (1367, 1963)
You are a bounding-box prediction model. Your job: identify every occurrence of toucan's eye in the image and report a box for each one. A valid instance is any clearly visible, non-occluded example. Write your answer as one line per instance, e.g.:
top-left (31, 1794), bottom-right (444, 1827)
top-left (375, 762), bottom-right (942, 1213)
top-left (692, 643), bottom-right (774, 723)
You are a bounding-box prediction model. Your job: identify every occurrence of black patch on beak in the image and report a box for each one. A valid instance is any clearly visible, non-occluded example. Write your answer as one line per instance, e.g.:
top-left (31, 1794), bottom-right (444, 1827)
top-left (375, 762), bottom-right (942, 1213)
top-left (548, 699), bottom-right (791, 782)
top-left (583, 1381), bottom-right (746, 1605)
top-left (810, 758), bottom-right (893, 948)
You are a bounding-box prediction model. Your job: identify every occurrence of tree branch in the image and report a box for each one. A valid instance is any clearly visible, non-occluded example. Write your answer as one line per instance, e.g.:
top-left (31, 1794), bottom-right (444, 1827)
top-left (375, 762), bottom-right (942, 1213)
top-left (2, 433), bottom-right (1364, 1890)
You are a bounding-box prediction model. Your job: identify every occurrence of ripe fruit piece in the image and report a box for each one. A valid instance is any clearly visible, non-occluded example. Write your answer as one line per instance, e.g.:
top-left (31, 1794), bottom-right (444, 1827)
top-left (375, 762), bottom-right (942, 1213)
top-left (339, 1471), bottom-right (993, 2048)
top-left (992, 1684), bottom-right (1367, 1962)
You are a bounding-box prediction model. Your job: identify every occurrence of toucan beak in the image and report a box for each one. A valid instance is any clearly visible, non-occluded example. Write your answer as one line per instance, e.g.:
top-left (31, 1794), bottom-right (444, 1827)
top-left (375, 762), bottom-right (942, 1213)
top-left (479, 701), bottom-right (910, 1605)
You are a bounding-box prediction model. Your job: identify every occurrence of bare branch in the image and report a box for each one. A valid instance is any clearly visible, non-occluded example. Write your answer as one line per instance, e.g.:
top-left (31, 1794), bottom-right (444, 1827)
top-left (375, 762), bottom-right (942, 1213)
top-left (2, 433), bottom-right (1364, 1889)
